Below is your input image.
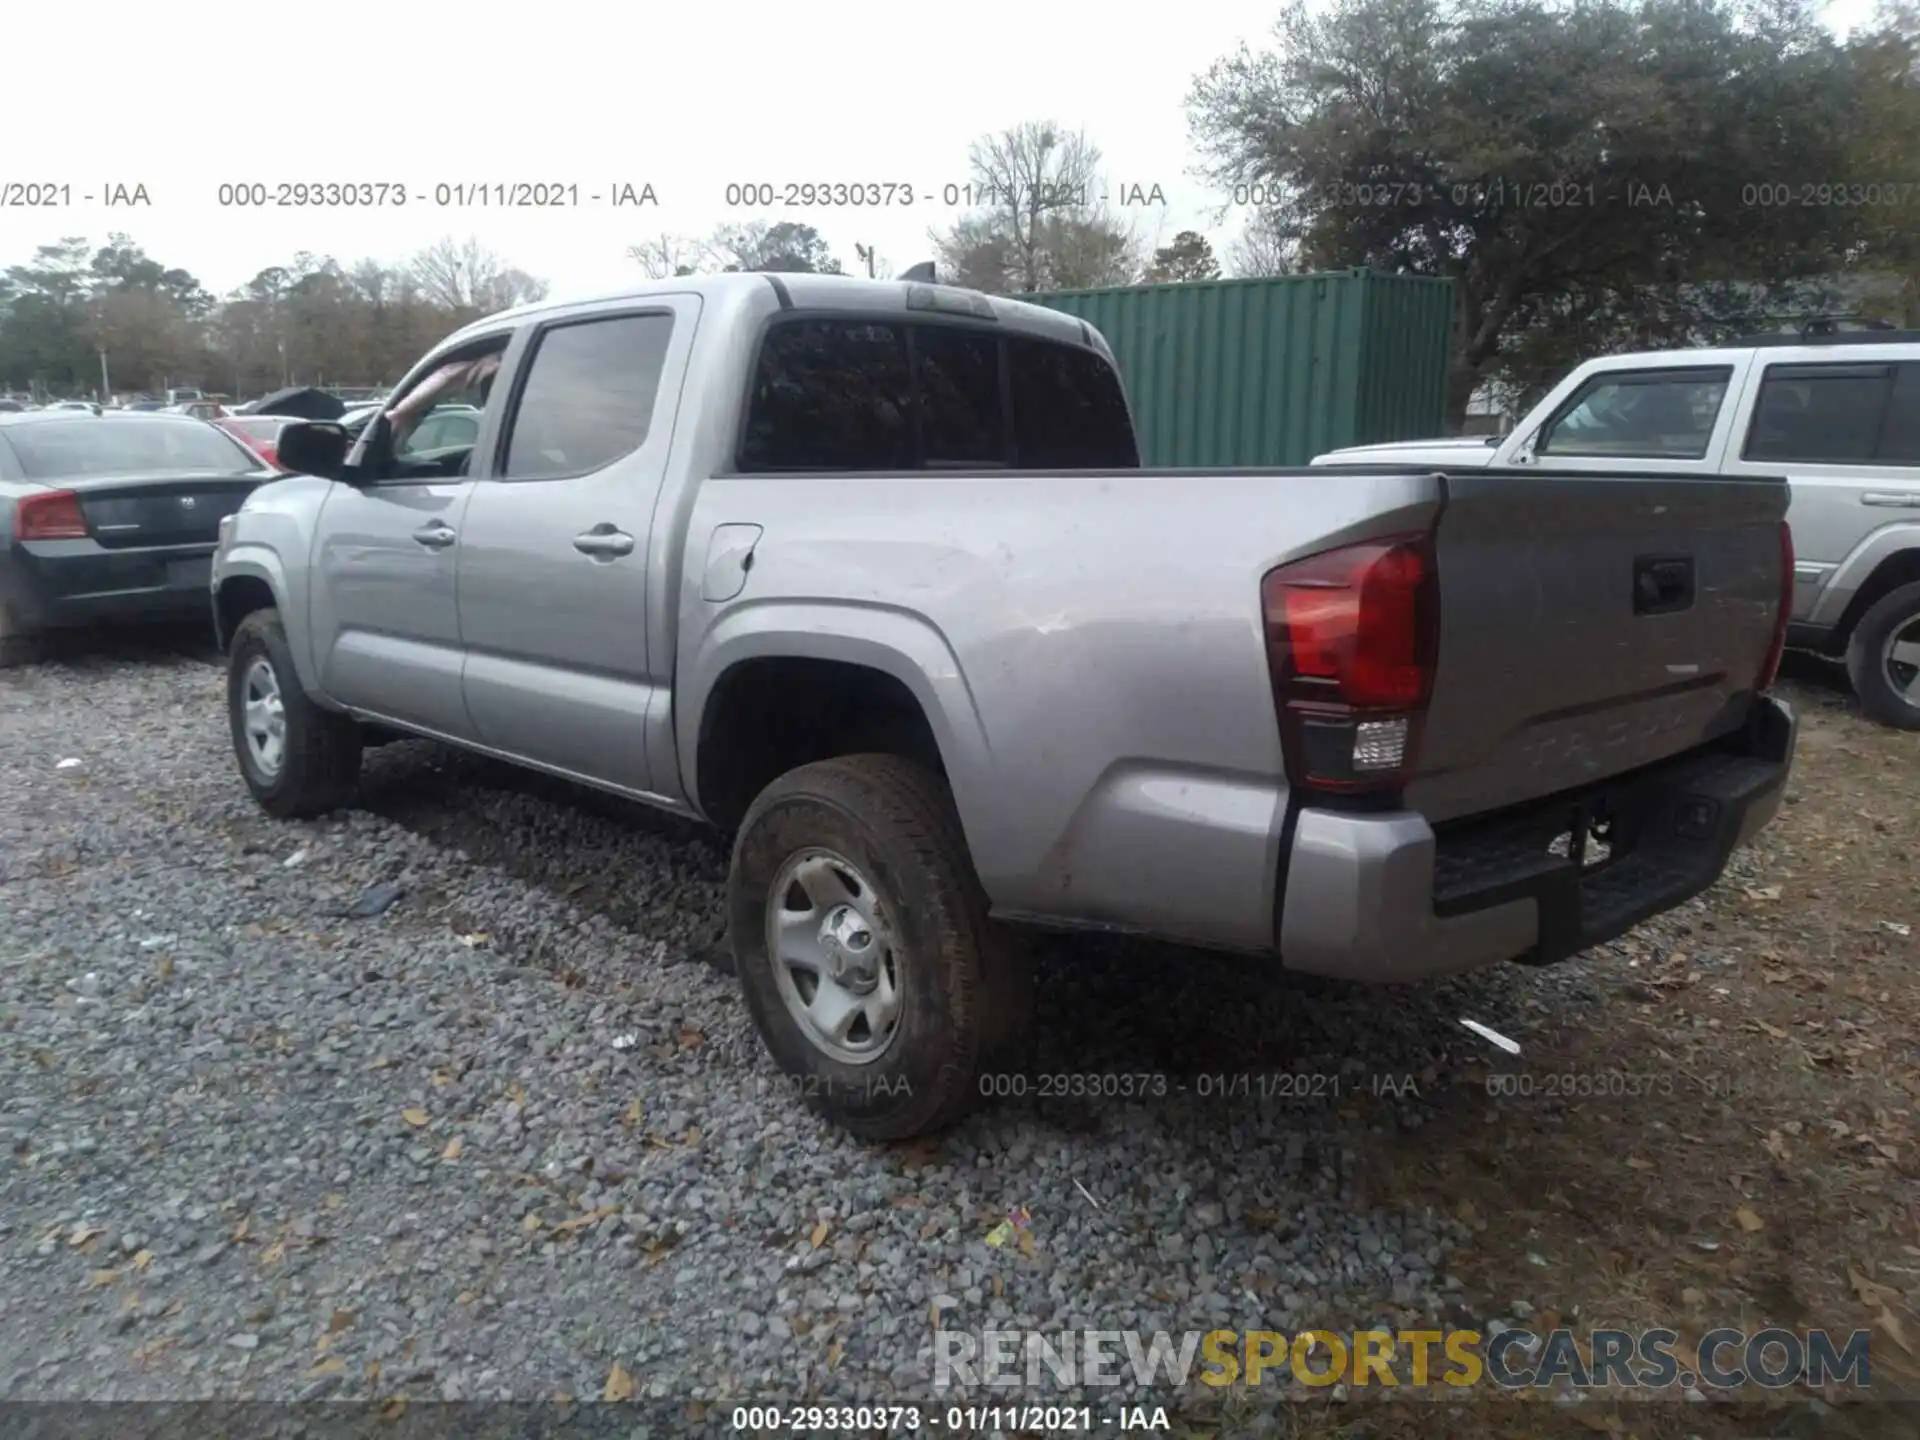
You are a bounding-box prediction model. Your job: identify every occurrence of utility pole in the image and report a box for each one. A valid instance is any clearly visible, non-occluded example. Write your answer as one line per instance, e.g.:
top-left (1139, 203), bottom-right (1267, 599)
top-left (855, 243), bottom-right (876, 279)
top-left (98, 347), bottom-right (111, 404)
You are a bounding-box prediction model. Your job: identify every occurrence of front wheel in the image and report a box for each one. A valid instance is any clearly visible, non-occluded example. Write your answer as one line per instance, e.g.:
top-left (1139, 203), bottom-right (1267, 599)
top-left (1845, 581), bottom-right (1920, 731)
top-left (227, 608), bottom-right (363, 817)
top-left (728, 754), bottom-right (1033, 1140)
top-left (0, 606), bottom-right (43, 669)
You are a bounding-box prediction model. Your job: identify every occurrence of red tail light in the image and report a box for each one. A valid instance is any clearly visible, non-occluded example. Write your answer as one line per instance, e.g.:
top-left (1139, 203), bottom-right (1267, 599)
top-left (15, 489), bottom-right (88, 541)
top-left (1262, 534), bottom-right (1439, 793)
top-left (1756, 521), bottom-right (1793, 691)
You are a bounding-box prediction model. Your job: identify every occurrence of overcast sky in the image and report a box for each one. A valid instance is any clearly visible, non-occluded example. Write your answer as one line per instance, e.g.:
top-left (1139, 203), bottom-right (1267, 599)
top-left (1, 0), bottom-right (1885, 296)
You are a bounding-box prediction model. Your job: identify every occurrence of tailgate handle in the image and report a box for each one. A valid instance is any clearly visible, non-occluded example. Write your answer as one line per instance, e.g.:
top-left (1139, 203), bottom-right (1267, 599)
top-left (1633, 555), bottom-right (1694, 615)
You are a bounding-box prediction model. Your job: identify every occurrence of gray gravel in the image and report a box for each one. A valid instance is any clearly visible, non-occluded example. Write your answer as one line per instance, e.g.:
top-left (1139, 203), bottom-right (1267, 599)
top-left (0, 635), bottom-right (1758, 1421)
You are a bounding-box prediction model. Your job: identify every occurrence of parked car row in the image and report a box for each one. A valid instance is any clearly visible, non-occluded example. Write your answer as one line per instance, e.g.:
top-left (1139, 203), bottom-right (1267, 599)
top-left (203, 271), bottom-right (1798, 1140)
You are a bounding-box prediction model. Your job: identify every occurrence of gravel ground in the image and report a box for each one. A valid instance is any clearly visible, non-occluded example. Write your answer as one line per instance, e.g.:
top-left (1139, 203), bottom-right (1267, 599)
top-left (0, 635), bottom-right (1782, 1426)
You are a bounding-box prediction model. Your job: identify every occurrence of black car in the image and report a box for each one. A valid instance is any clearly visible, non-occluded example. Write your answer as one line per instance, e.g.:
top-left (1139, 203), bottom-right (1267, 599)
top-left (0, 412), bottom-right (279, 665)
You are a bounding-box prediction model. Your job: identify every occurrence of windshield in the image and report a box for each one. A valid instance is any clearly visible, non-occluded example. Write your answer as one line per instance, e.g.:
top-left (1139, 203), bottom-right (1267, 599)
top-left (4, 418), bottom-right (260, 480)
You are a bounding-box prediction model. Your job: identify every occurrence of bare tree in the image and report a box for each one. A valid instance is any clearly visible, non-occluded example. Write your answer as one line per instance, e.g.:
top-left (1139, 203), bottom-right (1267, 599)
top-left (1228, 208), bottom-right (1298, 278)
top-left (706, 221), bottom-right (844, 274)
top-left (932, 121), bottom-right (1142, 293)
top-left (627, 232), bottom-right (709, 278)
top-left (409, 236), bottom-right (549, 311)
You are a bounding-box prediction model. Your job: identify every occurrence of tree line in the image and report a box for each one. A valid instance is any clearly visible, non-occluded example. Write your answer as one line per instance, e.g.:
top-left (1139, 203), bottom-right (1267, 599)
top-left (6, 0), bottom-right (1918, 421)
top-left (0, 235), bottom-right (553, 400)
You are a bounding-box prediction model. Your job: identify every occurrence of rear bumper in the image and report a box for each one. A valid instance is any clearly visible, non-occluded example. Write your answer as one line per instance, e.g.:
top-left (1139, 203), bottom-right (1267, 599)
top-left (2, 539), bottom-right (217, 632)
top-left (1278, 696), bottom-right (1796, 983)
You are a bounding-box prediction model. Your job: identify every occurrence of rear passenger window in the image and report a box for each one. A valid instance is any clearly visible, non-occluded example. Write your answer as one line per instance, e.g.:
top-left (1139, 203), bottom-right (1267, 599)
top-left (1007, 338), bottom-right (1138, 468)
top-left (1879, 364), bottom-right (1920, 463)
top-left (740, 320), bottom-right (912, 471)
top-left (1744, 364), bottom-right (1896, 464)
top-left (915, 325), bottom-right (1006, 466)
top-left (502, 313), bottom-right (675, 480)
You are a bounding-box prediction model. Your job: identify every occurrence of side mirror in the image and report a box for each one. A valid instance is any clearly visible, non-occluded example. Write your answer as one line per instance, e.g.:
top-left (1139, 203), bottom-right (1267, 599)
top-left (275, 421), bottom-right (351, 479)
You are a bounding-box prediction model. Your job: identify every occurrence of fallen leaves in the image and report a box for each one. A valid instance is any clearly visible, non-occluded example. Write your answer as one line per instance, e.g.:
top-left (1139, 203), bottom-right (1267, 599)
top-left (67, 1224), bottom-right (103, 1248)
top-left (441, 1137), bottom-right (463, 1161)
top-left (809, 1221), bottom-right (831, 1249)
top-left (551, 1205), bottom-right (618, 1237)
top-left (603, 1363), bottom-right (636, 1402)
top-left (400, 1108), bottom-right (429, 1129)
top-left (639, 1235), bottom-right (679, 1266)
top-left (1878, 1309), bottom-right (1913, 1356)
top-left (86, 1269), bottom-right (119, 1288)
top-left (1733, 1205), bottom-right (1765, 1233)
top-left (1850, 1268), bottom-right (1901, 1309)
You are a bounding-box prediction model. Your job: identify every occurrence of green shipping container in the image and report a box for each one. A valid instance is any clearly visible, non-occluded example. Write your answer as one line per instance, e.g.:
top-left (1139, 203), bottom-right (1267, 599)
top-left (1020, 269), bottom-right (1455, 468)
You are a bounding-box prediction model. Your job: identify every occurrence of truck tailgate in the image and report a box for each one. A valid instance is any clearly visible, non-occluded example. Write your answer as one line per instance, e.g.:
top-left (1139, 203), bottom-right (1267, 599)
top-left (1407, 468), bottom-right (1788, 823)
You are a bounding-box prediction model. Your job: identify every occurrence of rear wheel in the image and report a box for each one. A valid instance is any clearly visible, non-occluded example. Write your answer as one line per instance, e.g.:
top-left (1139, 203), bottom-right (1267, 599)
top-left (227, 608), bottom-right (363, 817)
top-left (1845, 581), bottom-right (1920, 731)
top-left (728, 754), bottom-right (1033, 1140)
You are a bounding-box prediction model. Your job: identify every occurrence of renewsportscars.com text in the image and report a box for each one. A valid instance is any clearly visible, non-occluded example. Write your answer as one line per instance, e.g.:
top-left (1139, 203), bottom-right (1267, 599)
top-left (933, 1326), bottom-right (1874, 1390)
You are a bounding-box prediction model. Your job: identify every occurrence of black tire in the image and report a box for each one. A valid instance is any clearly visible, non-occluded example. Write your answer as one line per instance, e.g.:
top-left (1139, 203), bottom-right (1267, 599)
top-left (728, 754), bottom-right (1034, 1141)
top-left (227, 608), bottom-right (363, 818)
top-left (1845, 581), bottom-right (1920, 731)
top-left (0, 605), bottom-right (43, 669)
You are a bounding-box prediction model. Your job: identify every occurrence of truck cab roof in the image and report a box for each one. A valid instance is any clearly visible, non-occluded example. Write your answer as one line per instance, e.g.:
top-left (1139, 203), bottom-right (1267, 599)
top-left (438, 271), bottom-right (1102, 358)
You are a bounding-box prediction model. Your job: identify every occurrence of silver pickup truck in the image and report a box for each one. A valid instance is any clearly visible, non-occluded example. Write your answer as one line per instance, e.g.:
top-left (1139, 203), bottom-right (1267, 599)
top-left (1317, 332), bottom-right (1920, 728)
top-left (212, 272), bottom-right (1798, 1138)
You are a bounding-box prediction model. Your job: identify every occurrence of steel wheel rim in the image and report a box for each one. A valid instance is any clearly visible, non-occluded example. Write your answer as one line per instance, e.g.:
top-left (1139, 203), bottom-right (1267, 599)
top-left (766, 847), bottom-right (902, 1065)
top-left (1881, 612), bottom-right (1920, 706)
top-left (241, 657), bottom-right (287, 778)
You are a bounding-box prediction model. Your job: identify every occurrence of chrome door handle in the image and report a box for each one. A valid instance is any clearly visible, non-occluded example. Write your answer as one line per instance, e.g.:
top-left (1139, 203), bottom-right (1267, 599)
top-left (411, 523), bottom-right (457, 549)
top-left (1861, 492), bottom-right (1920, 508)
top-left (574, 527), bottom-right (635, 558)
